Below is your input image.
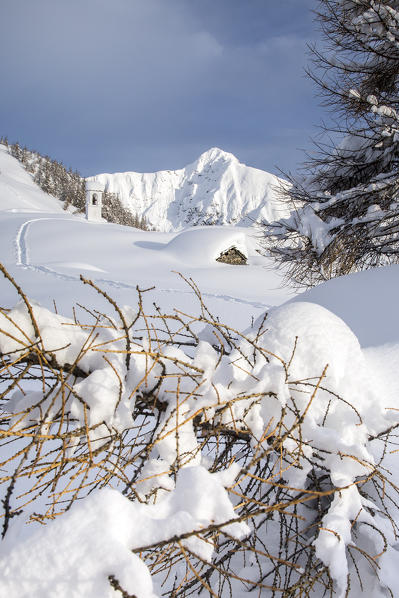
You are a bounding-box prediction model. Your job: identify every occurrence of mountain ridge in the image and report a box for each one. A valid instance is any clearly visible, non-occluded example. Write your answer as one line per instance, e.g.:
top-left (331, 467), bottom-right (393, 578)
top-left (87, 147), bottom-right (288, 232)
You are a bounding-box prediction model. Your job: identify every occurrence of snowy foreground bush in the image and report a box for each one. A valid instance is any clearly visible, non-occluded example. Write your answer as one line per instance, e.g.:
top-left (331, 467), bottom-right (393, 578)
top-left (0, 266), bottom-right (399, 598)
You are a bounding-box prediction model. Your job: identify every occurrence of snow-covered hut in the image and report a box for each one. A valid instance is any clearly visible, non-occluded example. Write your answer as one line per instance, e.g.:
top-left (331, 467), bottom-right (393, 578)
top-left (216, 246), bottom-right (247, 265)
top-left (165, 227), bottom-right (249, 266)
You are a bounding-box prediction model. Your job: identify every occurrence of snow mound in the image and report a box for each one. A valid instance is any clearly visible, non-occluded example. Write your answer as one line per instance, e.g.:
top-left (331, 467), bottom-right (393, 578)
top-left (87, 147), bottom-right (288, 232)
top-left (291, 264), bottom-right (399, 347)
top-left (45, 261), bottom-right (107, 272)
top-left (262, 301), bottom-right (363, 388)
top-left (0, 467), bottom-right (248, 598)
top-left (165, 226), bottom-right (248, 265)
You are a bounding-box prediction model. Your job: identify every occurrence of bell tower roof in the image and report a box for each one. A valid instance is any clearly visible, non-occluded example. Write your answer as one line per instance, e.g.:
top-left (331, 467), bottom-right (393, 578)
top-left (86, 180), bottom-right (105, 192)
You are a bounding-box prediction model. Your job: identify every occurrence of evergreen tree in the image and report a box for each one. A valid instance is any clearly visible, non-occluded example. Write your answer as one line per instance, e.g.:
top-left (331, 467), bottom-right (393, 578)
top-left (10, 142), bottom-right (22, 161)
top-left (264, 0), bottom-right (399, 286)
top-left (101, 190), bottom-right (150, 229)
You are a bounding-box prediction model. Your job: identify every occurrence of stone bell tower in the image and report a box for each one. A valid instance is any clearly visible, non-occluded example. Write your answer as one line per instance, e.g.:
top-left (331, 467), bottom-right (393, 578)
top-left (85, 181), bottom-right (104, 221)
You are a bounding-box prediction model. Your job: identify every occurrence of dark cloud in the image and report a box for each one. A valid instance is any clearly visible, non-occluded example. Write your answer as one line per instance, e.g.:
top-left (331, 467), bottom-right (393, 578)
top-left (0, 0), bottom-right (323, 176)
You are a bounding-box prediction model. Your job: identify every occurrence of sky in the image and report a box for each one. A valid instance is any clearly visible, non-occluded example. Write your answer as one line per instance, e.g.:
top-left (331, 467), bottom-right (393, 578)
top-left (0, 0), bottom-right (322, 177)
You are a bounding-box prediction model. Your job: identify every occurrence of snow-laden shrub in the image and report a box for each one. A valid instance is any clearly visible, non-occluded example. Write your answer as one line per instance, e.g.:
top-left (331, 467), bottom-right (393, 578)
top-left (0, 266), bottom-right (398, 598)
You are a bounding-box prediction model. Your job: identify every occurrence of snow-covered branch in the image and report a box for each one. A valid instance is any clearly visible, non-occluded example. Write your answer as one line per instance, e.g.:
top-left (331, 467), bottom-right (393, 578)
top-left (0, 266), bottom-right (398, 597)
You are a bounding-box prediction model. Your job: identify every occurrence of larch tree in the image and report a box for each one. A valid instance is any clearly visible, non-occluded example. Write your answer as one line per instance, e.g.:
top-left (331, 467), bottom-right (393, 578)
top-left (264, 0), bottom-right (399, 286)
top-left (1, 265), bottom-right (399, 597)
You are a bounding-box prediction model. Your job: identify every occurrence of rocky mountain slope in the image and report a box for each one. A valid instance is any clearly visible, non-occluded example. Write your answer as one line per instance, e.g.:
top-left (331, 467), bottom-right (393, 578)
top-left (87, 147), bottom-right (288, 232)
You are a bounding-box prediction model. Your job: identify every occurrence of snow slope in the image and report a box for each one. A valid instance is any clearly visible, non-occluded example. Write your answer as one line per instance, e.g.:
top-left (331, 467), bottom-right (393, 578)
top-left (289, 265), bottom-right (399, 348)
top-left (87, 147), bottom-right (289, 232)
top-left (0, 144), bottom-right (64, 213)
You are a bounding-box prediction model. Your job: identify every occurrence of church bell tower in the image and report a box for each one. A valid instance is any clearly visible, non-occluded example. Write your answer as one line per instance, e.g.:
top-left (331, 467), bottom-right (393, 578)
top-left (85, 181), bottom-right (104, 221)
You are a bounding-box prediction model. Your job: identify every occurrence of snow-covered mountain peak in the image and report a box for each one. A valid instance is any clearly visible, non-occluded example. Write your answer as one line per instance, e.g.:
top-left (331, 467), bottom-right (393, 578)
top-left (88, 148), bottom-right (289, 232)
top-left (191, 147), bottom-right (238, 169)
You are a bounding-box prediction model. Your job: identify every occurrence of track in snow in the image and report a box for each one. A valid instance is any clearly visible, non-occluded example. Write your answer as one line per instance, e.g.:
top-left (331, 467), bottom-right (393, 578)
top-left (14, 217), bottom-right (270, 310)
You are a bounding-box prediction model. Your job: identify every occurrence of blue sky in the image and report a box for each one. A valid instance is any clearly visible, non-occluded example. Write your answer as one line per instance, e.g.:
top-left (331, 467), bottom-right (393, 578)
top-left (0, 0), bottom-right (322, 177)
